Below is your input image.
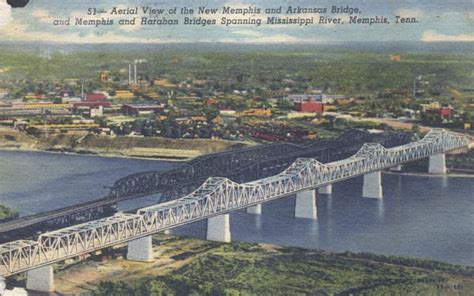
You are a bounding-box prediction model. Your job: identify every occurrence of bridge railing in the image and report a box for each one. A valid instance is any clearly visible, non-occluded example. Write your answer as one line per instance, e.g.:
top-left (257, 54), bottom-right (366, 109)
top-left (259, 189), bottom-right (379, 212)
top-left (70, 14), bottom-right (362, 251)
top-left (0, 129), bottom-right (469, 276)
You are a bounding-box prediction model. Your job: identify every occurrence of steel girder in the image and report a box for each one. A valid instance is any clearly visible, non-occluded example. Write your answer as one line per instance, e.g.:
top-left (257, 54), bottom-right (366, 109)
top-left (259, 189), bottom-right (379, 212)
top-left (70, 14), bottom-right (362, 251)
top-left (109, 130), bottom-right (411, 199)
top-left (0, 129), bottom-right (468, 277)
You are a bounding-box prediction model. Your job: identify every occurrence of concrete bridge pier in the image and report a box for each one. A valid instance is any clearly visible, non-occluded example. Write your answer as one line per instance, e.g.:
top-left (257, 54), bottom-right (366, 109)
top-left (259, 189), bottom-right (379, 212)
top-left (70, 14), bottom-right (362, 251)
top-left (246, 203), bottom-right (262, 215)
top-left (363, 171), bottom-right (383, 198)
top-left (318, 184), bottom-right (332, 194)
top-left (295, 189), bottom-right (317, 219)
top-left (127, 236), bottom-right (153, 262)
top-left (429, 153), bottom-right (446, 174)
top-left (207, 214), bottom-right (231, 243)
top-left (26, 265), bottom-right (54, 292)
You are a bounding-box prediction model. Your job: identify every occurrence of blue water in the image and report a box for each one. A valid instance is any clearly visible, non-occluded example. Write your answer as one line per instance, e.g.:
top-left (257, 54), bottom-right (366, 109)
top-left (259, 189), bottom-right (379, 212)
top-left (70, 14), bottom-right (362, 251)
top-left (0, 150), bottom-right (473, 266)
top-left (0, 150), bottom-right (178, 215)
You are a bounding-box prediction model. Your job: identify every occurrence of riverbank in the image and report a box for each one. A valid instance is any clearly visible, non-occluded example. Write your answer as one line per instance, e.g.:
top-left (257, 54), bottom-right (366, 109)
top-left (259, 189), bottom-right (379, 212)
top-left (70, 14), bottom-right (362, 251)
top-left (9, 235), bottom-right (473, 295)
top-left (0, 127), bottom-right (248, 161)
top-left (0, 205), bottom-right (18, 222)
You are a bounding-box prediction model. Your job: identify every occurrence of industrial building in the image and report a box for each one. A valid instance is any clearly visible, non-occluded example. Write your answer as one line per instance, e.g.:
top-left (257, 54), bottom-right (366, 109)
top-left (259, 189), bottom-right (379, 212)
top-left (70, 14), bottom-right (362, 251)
top-left (294, 99), bottom-right (324, 113)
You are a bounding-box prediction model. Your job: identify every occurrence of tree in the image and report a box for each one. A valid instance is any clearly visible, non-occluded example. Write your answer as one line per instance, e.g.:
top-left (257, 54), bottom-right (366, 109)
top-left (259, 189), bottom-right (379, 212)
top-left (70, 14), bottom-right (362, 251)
top-left (140, 280), bottom-right (175, 296)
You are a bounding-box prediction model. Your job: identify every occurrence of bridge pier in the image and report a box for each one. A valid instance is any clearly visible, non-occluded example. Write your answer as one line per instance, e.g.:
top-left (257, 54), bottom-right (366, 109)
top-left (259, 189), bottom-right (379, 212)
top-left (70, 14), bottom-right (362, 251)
top-left (127, 236), bottom-right (153, 262)
top-left (295, 189), bottom-right (317, 219)
top-left (246, 203), bottom-right (262, 215)
top-left (26, 265), bottom-right (54, 292)
top-left (318, 184), bottom-right (332, 194)
top-left (207, 214), bottom-right (231, 243)
top-left (363, 171), bottom-right (383, 198)
top-left (429, 153), bottom-right (446, 174)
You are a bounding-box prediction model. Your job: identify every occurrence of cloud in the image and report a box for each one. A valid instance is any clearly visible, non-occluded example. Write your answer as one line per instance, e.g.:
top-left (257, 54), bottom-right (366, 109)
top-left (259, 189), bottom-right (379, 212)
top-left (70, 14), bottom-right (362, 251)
top-left (395, 8), bottom-right (424, 18)
top-left (0, 1), bottom-right (12, 29)
top-left (221, 32), bottom-right (322, 44)
top-left (233, 29), bottom-right (262, 37)
top-left (31, 9), bottom-right (55, 24)
top-left (421, 30), bottom-right (474, 42)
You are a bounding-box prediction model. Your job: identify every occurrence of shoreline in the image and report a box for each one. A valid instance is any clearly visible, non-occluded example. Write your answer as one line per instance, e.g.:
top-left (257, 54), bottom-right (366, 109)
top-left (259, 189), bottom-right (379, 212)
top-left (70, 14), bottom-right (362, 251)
top-left (2, 147), bottom-right (474, 177)
top-left (0, 146), bottom-right (191, 162)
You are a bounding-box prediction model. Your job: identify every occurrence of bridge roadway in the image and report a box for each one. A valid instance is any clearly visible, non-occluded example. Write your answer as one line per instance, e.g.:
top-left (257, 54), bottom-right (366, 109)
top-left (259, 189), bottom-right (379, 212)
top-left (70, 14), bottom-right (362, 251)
top-left (0, 128), bottom-right (469, 279)
top-left (0, 129), bottom-right (410, 241)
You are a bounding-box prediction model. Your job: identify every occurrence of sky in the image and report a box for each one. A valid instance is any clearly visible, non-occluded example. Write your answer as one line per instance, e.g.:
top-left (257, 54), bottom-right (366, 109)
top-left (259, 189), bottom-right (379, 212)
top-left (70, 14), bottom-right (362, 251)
top-left (0, 0), bottom-right (472, 44)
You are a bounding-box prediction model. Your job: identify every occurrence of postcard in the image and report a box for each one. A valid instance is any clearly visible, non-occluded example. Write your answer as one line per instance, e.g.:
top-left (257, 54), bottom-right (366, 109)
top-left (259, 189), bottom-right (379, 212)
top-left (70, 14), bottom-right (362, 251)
top-left (0, 0), bottom-right (472, 295)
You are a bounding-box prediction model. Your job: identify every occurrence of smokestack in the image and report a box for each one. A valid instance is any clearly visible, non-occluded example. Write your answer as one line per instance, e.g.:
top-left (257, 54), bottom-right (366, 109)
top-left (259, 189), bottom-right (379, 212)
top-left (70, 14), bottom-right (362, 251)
top-left (134, 63), bottom-right (137, 85)
top-left (128, 64), bottom-right (132, 85)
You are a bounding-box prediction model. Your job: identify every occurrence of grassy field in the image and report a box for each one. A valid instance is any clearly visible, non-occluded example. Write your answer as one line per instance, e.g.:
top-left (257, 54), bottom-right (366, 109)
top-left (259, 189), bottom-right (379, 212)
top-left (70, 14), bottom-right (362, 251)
top-left (10, 235), bottom-right (471, 295)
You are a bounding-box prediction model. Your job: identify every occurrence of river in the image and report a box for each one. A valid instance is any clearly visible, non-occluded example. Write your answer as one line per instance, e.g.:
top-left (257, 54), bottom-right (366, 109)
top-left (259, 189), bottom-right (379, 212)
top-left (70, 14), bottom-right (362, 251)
top-left (0, 150), bottom-right (472, 266)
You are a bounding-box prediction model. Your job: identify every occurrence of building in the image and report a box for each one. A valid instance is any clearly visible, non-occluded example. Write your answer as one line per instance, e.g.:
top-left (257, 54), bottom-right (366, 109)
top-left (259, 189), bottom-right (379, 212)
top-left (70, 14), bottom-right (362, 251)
top-left (390, 54), bottom-right (401, 61)
top-left (122, 104), bottom-right (164, 116)
top-left (85, 92), bottom-right (107, 102)
top-left (324, 104), bottom-right (337, 112)
top-left (294, 100), bottom-right (324, 113)
top-left (90, 106), bottom-right (104, 118)
top-left (207, 98), bottom-right (217, 106)
top-left (0, 102), bottom-right (72, 116)
top-left (287, 112), bottom-right (318, 119)
top-left (141, 91), bottom-right (160, 100)
top-left (24, 92), bottom-right (46, 100)
top-left (286, 94), bottom-right (321, 103)
top-left (114, 90), bottom-right (135, 100)
top-left (426, 107), bottom-right (454, 119)
top-left (336, 98), bottom-right (354, 105)
top-left (242, 108), bottom-right (272, 117)
top-left (419, 102), bottom-right (441, 112)
top-left (322, 94), bottom-right (347, 104)
top-left (219, 109), bottom-right (237, 116)
top-left (73, 101), bottom-right (111, 117)
top-left (153, 79), bottom-right (177, 88)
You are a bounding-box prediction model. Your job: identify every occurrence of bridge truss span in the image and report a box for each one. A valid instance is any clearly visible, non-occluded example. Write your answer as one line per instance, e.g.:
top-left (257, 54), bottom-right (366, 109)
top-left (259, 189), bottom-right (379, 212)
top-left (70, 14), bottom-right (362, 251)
top-left (0, 129), bottom-right (469, 277)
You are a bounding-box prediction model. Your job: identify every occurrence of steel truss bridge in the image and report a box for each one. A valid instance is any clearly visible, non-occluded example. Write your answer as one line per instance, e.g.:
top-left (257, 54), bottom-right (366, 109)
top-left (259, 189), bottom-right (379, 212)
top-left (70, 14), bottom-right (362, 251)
top-left (109, 129), bottom-right (410, 200)
top-left (0, 129), bottom-right (410, 241)
top-left (0, 129), bottom-right (469, 277)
